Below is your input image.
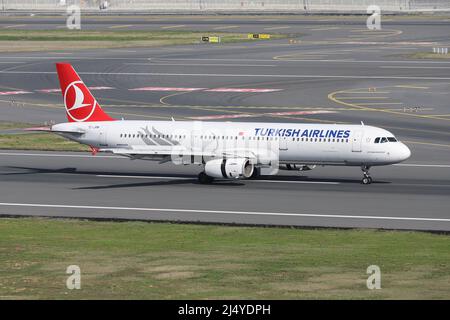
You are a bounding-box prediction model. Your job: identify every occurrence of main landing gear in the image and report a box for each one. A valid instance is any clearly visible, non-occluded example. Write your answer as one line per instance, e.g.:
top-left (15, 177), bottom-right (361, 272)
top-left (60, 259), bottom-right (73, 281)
top-left (198, 172), bottom-right (214, 184)
top-left (361, 165), bottom-right (373, 185)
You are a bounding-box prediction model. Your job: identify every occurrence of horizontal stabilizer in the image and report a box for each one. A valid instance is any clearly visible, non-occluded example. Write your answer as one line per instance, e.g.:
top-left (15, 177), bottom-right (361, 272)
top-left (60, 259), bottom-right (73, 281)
top-left (24, 126), bottom-right (85, 135)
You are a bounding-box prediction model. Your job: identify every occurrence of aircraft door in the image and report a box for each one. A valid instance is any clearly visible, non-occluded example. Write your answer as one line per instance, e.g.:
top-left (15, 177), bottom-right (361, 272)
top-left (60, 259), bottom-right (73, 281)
top-left (352, 130), bottom-right (363, 152)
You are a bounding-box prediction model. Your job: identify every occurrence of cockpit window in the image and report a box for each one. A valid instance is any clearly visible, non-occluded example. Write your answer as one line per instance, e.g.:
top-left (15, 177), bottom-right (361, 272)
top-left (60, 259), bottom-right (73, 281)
top-left (375, 137), bottom-right (397, 143)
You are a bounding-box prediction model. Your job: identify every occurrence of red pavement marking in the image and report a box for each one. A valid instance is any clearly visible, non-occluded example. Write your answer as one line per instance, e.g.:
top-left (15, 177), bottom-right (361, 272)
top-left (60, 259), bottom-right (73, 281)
top-left (189, 110), bottom-right (336, 120)
top-left (0, 90), bottom-right (32, 95)
top-left (36, 86), bottom-right (114, 93)
top-left (129, 87), bottom-right (206, 92)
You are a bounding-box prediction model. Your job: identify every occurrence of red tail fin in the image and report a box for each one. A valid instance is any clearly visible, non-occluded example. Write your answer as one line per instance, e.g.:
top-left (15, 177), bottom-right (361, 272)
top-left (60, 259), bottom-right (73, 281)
top-left (56, 63), bottom-right (114, 122)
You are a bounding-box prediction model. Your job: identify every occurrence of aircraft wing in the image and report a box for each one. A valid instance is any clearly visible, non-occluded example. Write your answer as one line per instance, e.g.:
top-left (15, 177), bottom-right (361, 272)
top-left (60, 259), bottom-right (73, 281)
top-left (100, 146), bottom-right (261, 161)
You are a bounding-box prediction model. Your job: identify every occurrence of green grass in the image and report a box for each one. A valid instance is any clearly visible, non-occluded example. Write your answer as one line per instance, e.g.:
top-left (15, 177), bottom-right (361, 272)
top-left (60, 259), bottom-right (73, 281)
top-left (0, 122), bottom-right (30, 131)
top-left (0, 133), bottom-right (88, 151)
top-left (0, 122), bottom-right (88, 151)
top-left (0, 29), bottom-right (290, 52)
top-left (0, 29), bottom-right (263, 42)
top-left (0, 218), bottom-right (449, 299)
top-left (402, 52), bottom-right (450, 60)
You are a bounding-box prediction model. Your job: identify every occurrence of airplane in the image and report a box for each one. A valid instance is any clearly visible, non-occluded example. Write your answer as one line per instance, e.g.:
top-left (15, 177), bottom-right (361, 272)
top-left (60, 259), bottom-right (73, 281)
top-left (31, 63), bottom-right (411, 185)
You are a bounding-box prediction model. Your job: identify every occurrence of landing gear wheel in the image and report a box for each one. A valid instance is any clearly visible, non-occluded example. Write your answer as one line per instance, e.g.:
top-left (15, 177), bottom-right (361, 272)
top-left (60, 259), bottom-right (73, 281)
top-left (198, 172), bottom-right (214, 184)
top-left (361, 165), bottom-right (373, 185)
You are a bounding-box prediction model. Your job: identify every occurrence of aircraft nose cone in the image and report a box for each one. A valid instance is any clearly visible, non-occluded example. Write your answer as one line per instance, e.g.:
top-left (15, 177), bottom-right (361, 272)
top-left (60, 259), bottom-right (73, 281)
top-left (400, 143), bottom-right (411, 161)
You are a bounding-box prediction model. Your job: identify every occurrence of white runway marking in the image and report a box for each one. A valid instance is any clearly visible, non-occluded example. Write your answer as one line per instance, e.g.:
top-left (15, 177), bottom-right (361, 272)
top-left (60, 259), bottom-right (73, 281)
top-left (252, 180), bottom-right (339, 185)
top-left (2, 56), bottom-right (450, 64)
top-left (205, 88), bottom-right (283, 93)
top-left (212, 25), bottom-right (240, 30)
top-left (0, 202), bottom-right (448, 223)
top-left (264, 26), bottom-right (291, 30)
top-left (2, 70), bottom-right (450, 80)
top-left (161, 25), bottom-right (186, 29)
top-left (394, 163), bottom-right (450, 168)
top-left (380, 66), bottom-right (450, 69)
top-left (125, 63), bottom-right (277, 67)
top-left (97, 174), bottom-right (190, 180)
top-left (155, 58), bottom-right (450, 65)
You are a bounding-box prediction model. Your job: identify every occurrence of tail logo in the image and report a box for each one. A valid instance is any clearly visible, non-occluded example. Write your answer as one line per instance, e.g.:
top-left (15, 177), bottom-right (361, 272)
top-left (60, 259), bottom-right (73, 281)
top-left (64, 81), bottom-right (97, 122)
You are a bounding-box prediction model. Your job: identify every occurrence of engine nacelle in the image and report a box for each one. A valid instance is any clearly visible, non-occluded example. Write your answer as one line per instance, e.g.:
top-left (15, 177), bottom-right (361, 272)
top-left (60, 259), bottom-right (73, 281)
top-left (205, 158), bottom-right (254, 179)
top-left (281, 164), bottom-right (316, 171)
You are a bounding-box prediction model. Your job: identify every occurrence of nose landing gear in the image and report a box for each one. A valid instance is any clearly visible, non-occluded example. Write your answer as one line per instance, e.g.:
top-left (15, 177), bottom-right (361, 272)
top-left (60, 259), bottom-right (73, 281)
top-left (361, 165), bottom-right (373, 185)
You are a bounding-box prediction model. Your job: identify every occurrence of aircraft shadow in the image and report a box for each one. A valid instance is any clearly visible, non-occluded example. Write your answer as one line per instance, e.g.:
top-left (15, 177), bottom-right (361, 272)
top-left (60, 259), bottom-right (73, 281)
top-left (2, 166), bottom-right (391, 190)
top-left (2, 166), bottom-right (245, 189)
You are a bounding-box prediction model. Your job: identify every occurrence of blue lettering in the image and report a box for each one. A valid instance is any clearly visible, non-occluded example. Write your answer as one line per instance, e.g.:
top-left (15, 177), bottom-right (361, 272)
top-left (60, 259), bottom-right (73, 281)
top-left (329, 130), bottom-right (337, 138)
top-left (319, 130), bottom-right (326, 138)
top-left (254, 128), bottom-right (261, 136)
top-left (301, 130), bottom-right (309, 138)
top-left (285, 129), bottom-right (293, 137)
top-left (275, 129), bottom-right (282, 137)
top-left (292, 129), bottom-right (301, 137)
top-left (268, 128), bottom-right (275, 137)
top-left (343, 130), bottom-right (350, 138)
top-left (337, 130), bottom-right (344, 138)
top-left (312, 130), bottom-right (320, 138)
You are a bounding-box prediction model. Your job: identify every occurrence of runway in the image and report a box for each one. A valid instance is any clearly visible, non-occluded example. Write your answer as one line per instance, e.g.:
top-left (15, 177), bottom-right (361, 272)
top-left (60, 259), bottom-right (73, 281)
top-left (0, 15), bottom-right (449, 231)
top-left (0, 150), bottom-right (449, 231)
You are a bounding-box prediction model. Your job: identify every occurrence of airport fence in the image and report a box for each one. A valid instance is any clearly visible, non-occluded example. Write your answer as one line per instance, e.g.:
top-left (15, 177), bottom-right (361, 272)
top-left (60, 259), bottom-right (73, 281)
top-left (1, 0), bottom-right (449, 13)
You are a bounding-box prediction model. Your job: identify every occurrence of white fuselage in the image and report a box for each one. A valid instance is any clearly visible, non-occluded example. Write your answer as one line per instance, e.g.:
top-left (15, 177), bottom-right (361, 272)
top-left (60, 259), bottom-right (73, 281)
top-left (53, 120), bottom-right (411, 168)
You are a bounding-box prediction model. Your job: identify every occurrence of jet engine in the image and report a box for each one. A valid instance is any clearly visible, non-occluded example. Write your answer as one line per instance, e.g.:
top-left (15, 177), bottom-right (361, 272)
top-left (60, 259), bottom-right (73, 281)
top-left (204, 158), bottom-right (254, 179)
